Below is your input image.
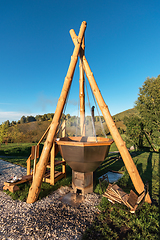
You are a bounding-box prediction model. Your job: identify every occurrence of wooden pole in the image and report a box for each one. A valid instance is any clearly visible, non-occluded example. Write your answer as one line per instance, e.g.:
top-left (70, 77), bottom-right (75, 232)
top-left (70, 29), bottom-right (86, 136)
top-left (27, 21), bottom-right (87, 203)
top-left (33, 145), bottom-right (37, 180)
top-left (70, 32), bottom-right (151, 204)
top-left (61, 120), bottom-right (66, 177)
top-left (79, 37), bottom-right (85, 136)
top-left (27, 155), bottom-right (31, 175)
top-left (91, 106), bottom-right (96, 136)
top-left (50, 143), bottom-right (55, 185)
top-left (82, 56), bottom-right (151, 203)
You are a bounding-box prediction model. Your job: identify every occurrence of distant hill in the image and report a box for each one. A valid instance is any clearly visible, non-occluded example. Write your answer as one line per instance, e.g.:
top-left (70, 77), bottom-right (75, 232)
top-left (113, 108), bottom-right (139, 121)
top-left (6, 108), bottom-right (138, 143)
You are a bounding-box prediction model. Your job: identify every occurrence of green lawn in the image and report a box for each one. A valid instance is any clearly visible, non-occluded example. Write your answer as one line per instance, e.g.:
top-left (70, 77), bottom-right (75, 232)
top-left (0, 142), bottom-right (35, 156)
top-left (83, 150), bottom-right (160, 239)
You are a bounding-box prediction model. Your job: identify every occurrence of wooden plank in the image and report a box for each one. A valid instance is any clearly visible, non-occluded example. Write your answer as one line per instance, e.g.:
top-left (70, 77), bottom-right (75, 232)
top-left (27, 155), bottom-right (32, 175)
top-left (42, 171), bottom-right (65, 184)
top-left (4, 175), bottom-right (33, 187)
top-left (55, 160), bottom-right (66, 166)
top-left (104, 183), bottom-right (131, 207)
top-left (127, 190), bottom-right (138, 209)
top-left (43, 172), bottom-right (50, 178)
top-left (56, 139), bottom-right (113, 147)
top-left (137, 191), bottom-right (145, 204)
top-left (104, 192), bottom-right (122, 202)
top-left (47, 160), bottom-right (66, 168)
top-left (103, 192), bottom-right (122, 204)
top-left (50, 143), bottom-right (55, 185)
top-left (3, 185), bottom-right (20, 193)
top-left (42, 178), bottom-right (50, 184)
top-left (54, 173), bottom-right (65, 184)
top-left (54, 171), bottom-right (63, 178)
top-left (110, 184), bottom-right (129, 204)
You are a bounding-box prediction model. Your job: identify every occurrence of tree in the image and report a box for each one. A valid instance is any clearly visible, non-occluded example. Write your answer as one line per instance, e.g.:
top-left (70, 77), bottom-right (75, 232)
top-left (47, 113), bottom-right (54, 121)
top-left (10, 125), bottom-right (23, 143)
top-left (125, 76), bottom-right (160, 151)
top-left (124, 115), bottom-right (144, 150)
top-left (0, 123), bottom-right (9, 144)
top-left (35, 115), bottom-right (42, 121)
top-left (20, 116), bottom-right (26, 124)
top-left (4, 120), bottom-right (10, 127)
top-left (135, 76), bottom-right (160, 130)
top-left (11, 121), bottom-right (16, 126)
top-left (26, 116), bottom-right (36, 123)
top-left (65, 114), bottom-right (71, 120)
top-left (136, 76), bottom-right (160, 151)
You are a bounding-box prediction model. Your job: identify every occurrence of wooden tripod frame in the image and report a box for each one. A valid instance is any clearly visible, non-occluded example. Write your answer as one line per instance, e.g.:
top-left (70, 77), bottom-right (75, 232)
top-left (27, 21), bottom-right (151, 204)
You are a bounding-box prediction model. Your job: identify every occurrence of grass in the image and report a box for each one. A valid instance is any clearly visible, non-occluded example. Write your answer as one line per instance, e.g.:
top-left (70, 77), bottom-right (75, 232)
top-left (0, 142), bottom-right (35, 156)
top-left (1, 143), bottom-right (159, 239)
top-left (83, 150), bottom-right (160, 239)
top-left (82, 198), bottom-right (159, 240)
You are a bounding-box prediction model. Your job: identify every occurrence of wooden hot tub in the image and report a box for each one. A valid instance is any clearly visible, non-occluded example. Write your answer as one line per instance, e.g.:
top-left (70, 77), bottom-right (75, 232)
top-left (55, 136), bottom-right (114, 173)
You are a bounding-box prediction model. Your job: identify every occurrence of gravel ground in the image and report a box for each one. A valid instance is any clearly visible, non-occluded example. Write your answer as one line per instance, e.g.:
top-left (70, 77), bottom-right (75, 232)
top-left (0, 159), bottom-right (101, 240)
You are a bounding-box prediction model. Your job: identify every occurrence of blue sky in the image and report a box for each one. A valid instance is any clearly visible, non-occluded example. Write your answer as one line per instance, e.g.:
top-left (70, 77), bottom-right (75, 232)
top-left (0, 0), bottom-right (160, 124)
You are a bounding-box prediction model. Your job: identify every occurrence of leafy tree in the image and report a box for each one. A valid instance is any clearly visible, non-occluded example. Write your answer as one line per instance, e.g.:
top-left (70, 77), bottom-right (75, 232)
top-left (85, 116), bottom-right (91, 125)
top-left (95, 116), bottom-right (99, 122)
top-left (35, 115), bottom-right (42, 121)
top-left (0, 123), bottom-right (9, 144)
top-left (47, 113), bottom-right (54, 121)
top-left (10, 125), bottom-right (23, 143)
top-left (125, 76), bottom-right (160, 151)
top-left (4, 120), bottom-right (10, 127)
top-left (26, 116), bottom-right (36, 123)
top-left (124, 115), bottom-right (144, 150)
top-left (136, 76), bottom-right (160, 151)
top-left (20, 116), bottom-right (26, 124)
top-left (66, 114), bottom-right (71, 120)
top-left (11, 121), bottom-right (16, 126)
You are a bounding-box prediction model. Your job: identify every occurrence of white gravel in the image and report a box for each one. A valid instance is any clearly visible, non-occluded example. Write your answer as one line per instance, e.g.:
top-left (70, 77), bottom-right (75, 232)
top-left (0, 159), bottom-right (101, 239)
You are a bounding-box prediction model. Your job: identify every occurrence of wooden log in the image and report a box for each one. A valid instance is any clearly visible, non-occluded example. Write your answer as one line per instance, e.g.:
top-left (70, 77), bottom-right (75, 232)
top-left (61, 120), bottom-right (66, 177)
top-left (50, 143), bottom-right (55, 185)
top-left (26, 21), bottom-right (87, 204)
top-left (70, 29), bottom-right (85, 136)
top-left (3, 185), bottom-right (20, 193)
top-left (83, 56), bottom-right (151, 203)
top-left (33, 145), bottom-right (37, 180)
top-left (79, 36), bottom-right (85, 136)
top-left (27, 155), bottom-right (32, 175)
top-left (70, 31), bottom-right (151, 204)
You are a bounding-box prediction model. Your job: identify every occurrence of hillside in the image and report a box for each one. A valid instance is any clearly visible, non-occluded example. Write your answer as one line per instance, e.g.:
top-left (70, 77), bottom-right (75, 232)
top-left (6, 108), bottom-right (137, 143)
top-left (113, 108), bottom-right (139, 121)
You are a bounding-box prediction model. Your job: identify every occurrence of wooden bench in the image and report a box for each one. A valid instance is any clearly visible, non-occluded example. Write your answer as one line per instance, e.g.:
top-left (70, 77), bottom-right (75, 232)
top-left (3, 175), bottom-right (33, 193)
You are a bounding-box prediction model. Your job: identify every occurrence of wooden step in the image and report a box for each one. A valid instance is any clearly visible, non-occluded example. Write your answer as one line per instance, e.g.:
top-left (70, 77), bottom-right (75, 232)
top-left (43, 171), bottom-right (65, 184)
top-left (47, 160), bottom-right (66, 168)
top-left (43, 171), bottom-right (63, 179)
